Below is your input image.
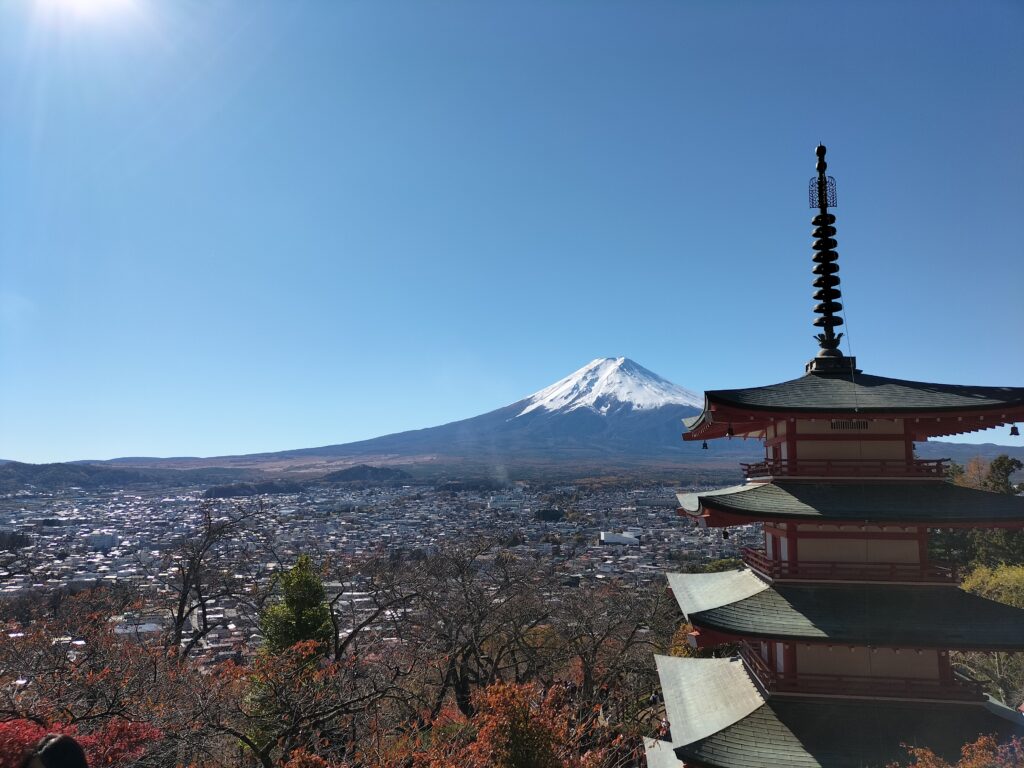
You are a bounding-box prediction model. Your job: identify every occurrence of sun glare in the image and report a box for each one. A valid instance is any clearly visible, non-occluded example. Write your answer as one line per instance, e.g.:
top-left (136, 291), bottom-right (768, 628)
top-left (36, 0), bottom-right (136, 20)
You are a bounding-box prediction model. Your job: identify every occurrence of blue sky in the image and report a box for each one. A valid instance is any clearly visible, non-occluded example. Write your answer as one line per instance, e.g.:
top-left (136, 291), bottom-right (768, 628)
top-left (1, 0), bottom-right (1022, 463)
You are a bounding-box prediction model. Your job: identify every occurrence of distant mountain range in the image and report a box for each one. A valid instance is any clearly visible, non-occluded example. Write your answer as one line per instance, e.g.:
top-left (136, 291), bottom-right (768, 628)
top-left (272, 357), bottom-right (708, 464)
top-left (104, 357), bottom-right (729, 478)
top-left (4, 357), bottom-right (1023, 488)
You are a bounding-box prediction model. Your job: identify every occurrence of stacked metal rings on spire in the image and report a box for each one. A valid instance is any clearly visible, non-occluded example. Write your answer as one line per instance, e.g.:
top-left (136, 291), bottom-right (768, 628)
top-left (810, 144), bottom-right (844, 357)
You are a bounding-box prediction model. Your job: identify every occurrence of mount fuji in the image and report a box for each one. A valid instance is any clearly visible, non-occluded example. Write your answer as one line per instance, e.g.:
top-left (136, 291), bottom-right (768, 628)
top-left (18, 357), bottom-right (1023, 487)
top-left (92, 358), bottom-right (761, 479)
top-left (231, 357), bottom-right (733, 474)
top-left (517, 357), bottom-right (701, 417)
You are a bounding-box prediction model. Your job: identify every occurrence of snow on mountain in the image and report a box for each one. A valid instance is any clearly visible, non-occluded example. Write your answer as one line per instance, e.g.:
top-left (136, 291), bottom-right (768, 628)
top-left (518, 357), bottom-right (702, 417)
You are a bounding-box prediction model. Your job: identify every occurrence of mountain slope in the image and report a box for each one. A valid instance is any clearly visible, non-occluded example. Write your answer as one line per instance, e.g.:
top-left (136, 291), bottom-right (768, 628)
top-left (248, 357), bottom-right (719, 466)
top-left (59, 356), bottom-right (1023, 481)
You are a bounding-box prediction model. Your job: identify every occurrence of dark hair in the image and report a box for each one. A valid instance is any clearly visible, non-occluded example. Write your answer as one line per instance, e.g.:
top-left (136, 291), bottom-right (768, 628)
top-left (21, 734), bottom-right (88, 768)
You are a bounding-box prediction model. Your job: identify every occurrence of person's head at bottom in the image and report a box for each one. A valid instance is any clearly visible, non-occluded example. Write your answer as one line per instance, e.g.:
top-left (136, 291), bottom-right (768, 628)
top-left (21, 734), bottom-right (88, 768)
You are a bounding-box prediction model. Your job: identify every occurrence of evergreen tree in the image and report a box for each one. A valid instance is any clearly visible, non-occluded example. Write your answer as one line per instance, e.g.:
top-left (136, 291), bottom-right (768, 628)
top-left (970, 456), bottom-right (1024, 567)
top-left (984, 455), bottom-right (1024, 495)
top-left (937, 456), bottom-right (1024, 569)
top-left (261, 555), bottom-right (333, 654)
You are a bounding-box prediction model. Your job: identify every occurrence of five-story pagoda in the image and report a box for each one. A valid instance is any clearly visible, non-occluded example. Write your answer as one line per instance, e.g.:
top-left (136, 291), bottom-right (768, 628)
top-left (646, 146), bottom-right (1024, 768)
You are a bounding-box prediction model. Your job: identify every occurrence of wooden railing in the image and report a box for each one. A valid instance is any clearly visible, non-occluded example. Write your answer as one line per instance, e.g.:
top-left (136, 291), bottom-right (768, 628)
top-left (741, 458), bottom-right (949, 480)
top-left (740, 642), bottom-right (776, 693)
top-left (741, 547), bottom-right (957, 584)
top-left (739, 644), bottom-right (983, 702)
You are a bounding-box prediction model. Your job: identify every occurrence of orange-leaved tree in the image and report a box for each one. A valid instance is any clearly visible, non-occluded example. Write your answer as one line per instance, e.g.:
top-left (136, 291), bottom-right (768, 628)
top-left (391, 681), bottom-right (620, 768)
top-left (0, 718), bottom-right (162, 768)
top-left (892, 734), bottom-right (1024, 768)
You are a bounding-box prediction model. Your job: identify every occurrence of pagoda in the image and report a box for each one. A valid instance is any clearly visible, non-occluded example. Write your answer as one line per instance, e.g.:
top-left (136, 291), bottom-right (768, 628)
top-left (646, 145), bottom-right (1024, 768)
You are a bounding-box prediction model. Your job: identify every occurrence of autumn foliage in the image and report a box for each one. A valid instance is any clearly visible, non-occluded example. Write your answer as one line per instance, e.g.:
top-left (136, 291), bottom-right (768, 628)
top-left (0, 718), bottom-right (162, 768)
top-left (0, 542), bottom-right (670, 768)
top-left (6, 531), bottom-right (1024, 768)
top-left (895, 734), bottom-right (1024, 768)
top-left (385, 681), bottom-right (634, 768)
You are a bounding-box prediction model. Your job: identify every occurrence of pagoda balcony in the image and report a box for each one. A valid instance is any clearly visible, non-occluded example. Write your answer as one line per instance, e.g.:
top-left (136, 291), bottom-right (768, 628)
top-left (740, 644), bottom-right (984, 702)
top-left (741, 458), bottom-right (949, 481)
top-left (741, 546), bottom-right (957, 584)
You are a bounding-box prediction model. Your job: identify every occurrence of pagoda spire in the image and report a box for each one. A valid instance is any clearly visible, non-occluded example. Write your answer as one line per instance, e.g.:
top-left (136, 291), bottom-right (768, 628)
top-left (806, 144), bottom-right (856, 374)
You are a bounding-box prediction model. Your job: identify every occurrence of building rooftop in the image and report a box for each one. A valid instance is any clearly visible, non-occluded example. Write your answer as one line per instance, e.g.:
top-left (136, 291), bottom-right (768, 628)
top-left (669, 570), bottom-right (1024, 650)
top-left (673, 696), bottom-right (1024, 768)
top-left (677, 481), bottom-right (1024, 525)
top-left (683, 371), bottom-right (1024, 440)
top-left (652, 654), bottom-right (1024, 768)
top-left (704, 371), bottom-right (1024, 414)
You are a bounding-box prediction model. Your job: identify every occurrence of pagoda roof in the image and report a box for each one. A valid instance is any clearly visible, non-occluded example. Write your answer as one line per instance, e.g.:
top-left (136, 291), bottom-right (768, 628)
top-left (668, 570), bottom-right (1024, 650)
top-left (683, 370), bottom-right (1024, 440)
top-left (651, 655), bottom-right (1024, 768)
top-left (706, 371), bottom-right (1024, 413)
top-left (676, 480), bottom-right (1024, 525)
top-left (655, 656), bottom-right (764, 745)
top-left (672, 697), bottom-right (1024, 768)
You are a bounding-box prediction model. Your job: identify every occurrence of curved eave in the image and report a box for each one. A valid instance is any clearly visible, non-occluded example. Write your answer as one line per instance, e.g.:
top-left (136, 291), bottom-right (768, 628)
top-left (706, 372), bottom-right (1024, 413)
top-left (682, 402), bottom-right (772, 441)
top-left (707, 393), bottom-right (1024, 416)
top-left (653, 652), bottom-right (1024, 768)
top-left (683, 399), bottom-right (1024, 441)
top-left (655, 655), bottom-right (765, 746)
top-left (689, 618), bottom-right (1024, 651)
top-left (677, 482), bottom-right (1024, 528)
top-left (680, 368), bottom-right (1024, 441)
top-left (682, 580), bottom-right (1024, 651)
top-left (671, 695), bottom-right (1024, 768)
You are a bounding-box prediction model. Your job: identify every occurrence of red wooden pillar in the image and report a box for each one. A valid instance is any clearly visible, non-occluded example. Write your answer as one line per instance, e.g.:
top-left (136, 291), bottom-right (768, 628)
top-left (784, 643), bottom-right (797, 679)
top-left (917, 527), bottom-right (929, 569)
top-left (786, 522), bottom-right (798, 568)
top-left (938, 650), bottom-right (953, 685)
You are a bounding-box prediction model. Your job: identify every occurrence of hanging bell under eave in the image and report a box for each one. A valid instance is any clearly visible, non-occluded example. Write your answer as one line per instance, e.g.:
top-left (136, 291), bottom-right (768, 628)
top-left (702, 441), bottom-right (708, 450)
top-left (1012, 425), bottom-right (1020, 437)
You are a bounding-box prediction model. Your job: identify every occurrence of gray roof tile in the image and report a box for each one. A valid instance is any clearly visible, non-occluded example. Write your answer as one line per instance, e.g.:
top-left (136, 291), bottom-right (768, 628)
top-left (675, 697), bottom-right (1024, 768)
top-left (687, 580), bottom-right (1024, 649)
top-left (706, 371), bottom-right (1024, 413)
top-left (698, 481), bottom-right (1024, 524)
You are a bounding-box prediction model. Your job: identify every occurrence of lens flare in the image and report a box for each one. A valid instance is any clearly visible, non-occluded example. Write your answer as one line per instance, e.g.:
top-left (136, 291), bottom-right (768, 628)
top-left (36, 0), bottom-right (136, 19)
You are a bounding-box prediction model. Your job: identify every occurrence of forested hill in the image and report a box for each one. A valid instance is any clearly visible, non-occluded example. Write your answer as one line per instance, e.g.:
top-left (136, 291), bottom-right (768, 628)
top-left (0, 461), bottom-right (259, 493)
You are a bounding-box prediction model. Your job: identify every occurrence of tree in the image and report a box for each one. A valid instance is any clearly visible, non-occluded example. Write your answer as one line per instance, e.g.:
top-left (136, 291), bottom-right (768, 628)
top-left (399, 542), bottom-right (557, 721)
top-left (398, 682), bottom-right (616, 768)
top-left (262, 555), bottom-right (334, 654)
top-left (962, 564), bottom-right (1024, 609)
top-left (953, 458), bottom-right (988, 491)
top-left (984, 456), bottom-right (1024, 495)
top-left (669, 623), bottom-right (739, 659)
top-left (324, 552), bottom-right (419, 664)
top-left (138, 501), bottom-right (276, 659)
top-left (0, 719), bottom-right (162, 768)
top-left (202, 640), bottom-right (394, 767)
top-left (892, 733), bottom-right (1024, 768)
top-left (938, 456), bottom-right (1024, 569)
top-left (0, 592), bottom-right (179, 765)
top-left (954, 565), bottom-right (1024, 706)
top-left (947, 461), bottom-right (965, 486)
top-left (463, 683), bottom-right (563, 768)
top-left (554, 580), bottom-right (675, 735)
top-left (970, 456), bottom-right (1024, 565)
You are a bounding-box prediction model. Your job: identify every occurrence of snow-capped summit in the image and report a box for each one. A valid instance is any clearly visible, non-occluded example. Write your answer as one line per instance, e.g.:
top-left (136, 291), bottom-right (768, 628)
top-left (109, 356), bottom-right (719, 473)
top-left (518, 357), bottom-right (702, 417)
